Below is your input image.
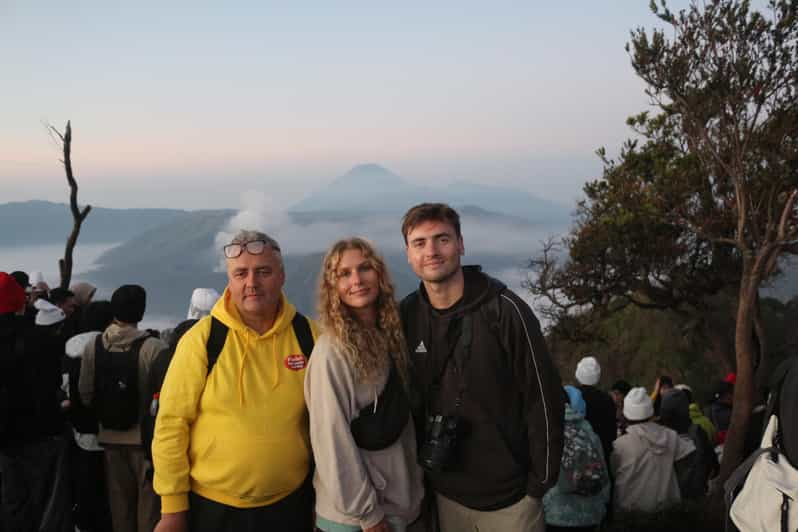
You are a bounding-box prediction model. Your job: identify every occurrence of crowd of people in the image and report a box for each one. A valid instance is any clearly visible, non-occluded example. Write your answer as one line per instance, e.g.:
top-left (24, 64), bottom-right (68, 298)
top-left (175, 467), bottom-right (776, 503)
top-left (0, 202), bottom-right (784, 532)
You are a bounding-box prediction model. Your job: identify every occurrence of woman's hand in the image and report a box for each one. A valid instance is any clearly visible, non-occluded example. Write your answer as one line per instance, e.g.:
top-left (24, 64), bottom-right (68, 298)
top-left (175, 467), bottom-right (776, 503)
top-left (363, 518), bottom-right (390, 532)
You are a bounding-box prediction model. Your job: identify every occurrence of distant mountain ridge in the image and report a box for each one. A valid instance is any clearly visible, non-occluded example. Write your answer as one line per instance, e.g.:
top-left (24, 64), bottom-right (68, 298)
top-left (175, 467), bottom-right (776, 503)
top-left (0, 200), bottom-right (187, 246)
top-left (289, 164), bottom-right (569, 224)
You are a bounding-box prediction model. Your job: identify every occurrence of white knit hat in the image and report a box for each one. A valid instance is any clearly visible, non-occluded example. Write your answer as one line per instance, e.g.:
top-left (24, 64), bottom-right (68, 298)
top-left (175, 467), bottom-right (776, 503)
top-left (624, 387), bottom-right (654, 421)
top-left (187, 288), bottom-right (221, 319)
top-left (575, 356), bottom-right (601, 386)
top-left (30, 271), bottom-right (46, 285)
top-left (34, 299), bottom-right (66, 326)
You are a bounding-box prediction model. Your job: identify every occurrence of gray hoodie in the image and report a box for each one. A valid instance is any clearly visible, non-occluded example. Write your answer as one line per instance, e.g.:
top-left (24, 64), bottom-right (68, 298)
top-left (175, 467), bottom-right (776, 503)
top-left (611, 422), bottom-right (695, 512)
top-left (304, 334), bottom-right (423, 529)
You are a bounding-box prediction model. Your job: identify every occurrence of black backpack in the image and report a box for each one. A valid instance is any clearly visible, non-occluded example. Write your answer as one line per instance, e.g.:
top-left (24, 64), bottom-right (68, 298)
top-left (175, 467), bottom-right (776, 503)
top-left (142, 312), bottom-right (315, 460)
top-left (93, 333), bottom-right (151, 431)
top-left (770, 356), bottom-right (798, 468)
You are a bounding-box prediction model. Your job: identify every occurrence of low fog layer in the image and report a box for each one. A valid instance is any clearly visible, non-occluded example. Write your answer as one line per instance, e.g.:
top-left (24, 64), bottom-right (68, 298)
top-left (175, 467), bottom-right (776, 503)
top-left (215, 191), bottom-right (567, 266)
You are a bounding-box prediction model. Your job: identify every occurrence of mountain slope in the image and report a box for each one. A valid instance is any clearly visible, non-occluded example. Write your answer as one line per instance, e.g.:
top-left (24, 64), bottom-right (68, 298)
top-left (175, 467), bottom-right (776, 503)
top-left (290, 164), bottom-right (569, 224)
top-left (0, 200), bottom-right (185, 246)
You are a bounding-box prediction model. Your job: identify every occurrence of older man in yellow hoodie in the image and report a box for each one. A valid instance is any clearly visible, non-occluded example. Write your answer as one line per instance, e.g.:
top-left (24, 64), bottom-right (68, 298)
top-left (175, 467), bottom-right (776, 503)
top-left (153, 230), bottom-right (319, 532)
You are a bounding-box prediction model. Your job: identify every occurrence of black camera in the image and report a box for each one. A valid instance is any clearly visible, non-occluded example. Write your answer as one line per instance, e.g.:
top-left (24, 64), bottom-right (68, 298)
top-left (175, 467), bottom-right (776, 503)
top-left (419, 414), bottom-right (460, 472)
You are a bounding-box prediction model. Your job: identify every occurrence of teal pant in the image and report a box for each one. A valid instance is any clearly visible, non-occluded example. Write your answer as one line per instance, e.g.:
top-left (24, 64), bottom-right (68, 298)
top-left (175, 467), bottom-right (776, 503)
top-left (316, 515), bottom-right (407, 532)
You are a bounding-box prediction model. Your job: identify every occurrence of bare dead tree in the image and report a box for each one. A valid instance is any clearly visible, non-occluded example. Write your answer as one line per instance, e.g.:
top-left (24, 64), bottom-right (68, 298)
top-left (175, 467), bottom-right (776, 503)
top-left (49, 121), bottom-right (91, 289)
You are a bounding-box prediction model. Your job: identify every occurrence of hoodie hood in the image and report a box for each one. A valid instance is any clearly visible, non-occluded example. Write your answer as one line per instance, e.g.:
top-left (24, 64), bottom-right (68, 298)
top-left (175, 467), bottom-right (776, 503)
top-left (70, 282), bottom-right (97, 306)
top-left (211, 287), bottom-right (298, 400)
top-left (564, 402), bottom-right (586, 422)
top-left (101, 322), bottom-right (149, 350)
top-left (211, 287), bottom-right (296, 338)
top-left (626, 422), bottom-right (680, 456)
top-left (187, 288), bottom-right (221, 320)
top-left (564, 385), bottom-right (587, 417)
top-left (34, 299), bottom-right (66, 326)
top-left (418, 265), bottom-right (505, 318)
top-left (65, 331), bottom-right (101, 358)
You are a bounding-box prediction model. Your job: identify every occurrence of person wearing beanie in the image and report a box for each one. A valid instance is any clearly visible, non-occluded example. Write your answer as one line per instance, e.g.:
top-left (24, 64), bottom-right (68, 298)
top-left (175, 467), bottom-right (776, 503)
top-left (659, 389), bottom-right (718, 499)
top-left (543, 386), bottom-right (610, 531)
top-left (10, 270), bottom-right (30, 290)
top-left (610, 380), bottom-right (632, 434)
top-left (575, 356), bottom-right (618, 462)
top-left (1, 273), bottom-right (73, 530)
top-left (78, 284), bottom-right (167, 532)
top-left (29, 271), bottom-right (49, 303)
top-left (0, 271), bottom-right (27, 315)
top-left (611, 387), bottom-right (695, 513)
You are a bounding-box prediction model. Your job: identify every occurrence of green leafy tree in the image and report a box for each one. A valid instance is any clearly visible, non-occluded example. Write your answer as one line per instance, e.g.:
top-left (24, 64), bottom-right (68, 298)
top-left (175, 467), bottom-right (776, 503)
top-left (528, 113), bottom-right (740, 368)
top-left (530, 0), bottom-right (798, 488)
top-left (630, 0), bottom-right (798, 483)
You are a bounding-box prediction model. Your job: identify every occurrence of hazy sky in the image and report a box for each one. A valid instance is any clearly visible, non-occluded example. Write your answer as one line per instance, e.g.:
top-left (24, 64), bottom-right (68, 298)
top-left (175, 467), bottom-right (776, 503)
top-left (2, 1), bottom-right (695, 210)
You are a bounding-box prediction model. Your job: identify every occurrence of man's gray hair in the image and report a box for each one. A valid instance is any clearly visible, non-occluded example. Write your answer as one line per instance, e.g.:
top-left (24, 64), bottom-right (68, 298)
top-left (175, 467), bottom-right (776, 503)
top-left (226, 230), bottom-right (283, 268)
top-left (229, 229), bottom-right (282, 253)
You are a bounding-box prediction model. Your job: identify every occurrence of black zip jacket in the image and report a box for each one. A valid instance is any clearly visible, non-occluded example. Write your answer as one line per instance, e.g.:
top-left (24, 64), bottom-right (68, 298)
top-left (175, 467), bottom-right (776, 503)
top-left (578, 384), bottom-right (617, 462)
top-left (400, 266), bottom-right (564, 510)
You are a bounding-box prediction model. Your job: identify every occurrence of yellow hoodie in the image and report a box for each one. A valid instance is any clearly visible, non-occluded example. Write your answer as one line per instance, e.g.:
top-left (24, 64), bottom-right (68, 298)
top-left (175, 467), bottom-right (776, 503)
top-left (152, 289), bottom-right (318, 513)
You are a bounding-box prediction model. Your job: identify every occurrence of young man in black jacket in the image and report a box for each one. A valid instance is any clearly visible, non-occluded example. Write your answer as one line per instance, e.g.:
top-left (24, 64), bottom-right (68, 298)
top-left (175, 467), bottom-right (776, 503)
top-left (399, 203), bottom-right (564, 532)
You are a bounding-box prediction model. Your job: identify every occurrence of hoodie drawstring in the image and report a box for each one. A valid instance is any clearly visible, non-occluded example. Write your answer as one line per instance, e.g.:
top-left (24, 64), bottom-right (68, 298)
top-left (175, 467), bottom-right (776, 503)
top-left (272, 336), bottom-right (280, 389)
top-left (238, 332), bottom-right (249, 406)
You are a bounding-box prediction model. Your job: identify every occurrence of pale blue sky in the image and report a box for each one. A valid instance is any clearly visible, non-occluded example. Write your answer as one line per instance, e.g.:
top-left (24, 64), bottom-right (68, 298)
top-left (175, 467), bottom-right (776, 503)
top-left (2, 1), bottom-right (694, 209)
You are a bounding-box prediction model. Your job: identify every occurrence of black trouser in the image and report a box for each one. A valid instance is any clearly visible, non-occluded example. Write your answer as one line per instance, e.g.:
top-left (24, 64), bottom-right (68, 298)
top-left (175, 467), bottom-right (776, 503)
top-left (188, 477), bottom-right (314, 532)
top-left (71, 444), bottom-right (112, 532)
top-left (0, 435), bottom-right (72, 532)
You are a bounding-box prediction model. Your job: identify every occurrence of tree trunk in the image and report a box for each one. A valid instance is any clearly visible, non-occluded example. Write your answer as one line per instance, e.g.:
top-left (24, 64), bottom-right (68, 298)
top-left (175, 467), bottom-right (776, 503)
top-left (55, 121), bottom-right (91, 289)
top-left (702, 311), bottom-right (736, 373)
top-left (752, 294), bottom-right (770, 403)
top-left (717, 270), bottom-right (758, 484)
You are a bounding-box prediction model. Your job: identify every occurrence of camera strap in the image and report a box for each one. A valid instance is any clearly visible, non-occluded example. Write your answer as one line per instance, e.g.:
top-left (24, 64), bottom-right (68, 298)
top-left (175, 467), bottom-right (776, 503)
top-left (429, 313), bottom-right (474, 411)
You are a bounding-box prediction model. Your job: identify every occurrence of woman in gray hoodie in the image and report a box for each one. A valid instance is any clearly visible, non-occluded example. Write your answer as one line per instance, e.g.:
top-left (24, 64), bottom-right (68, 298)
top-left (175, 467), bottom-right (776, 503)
top-left (305, 237), bottom-right (423, 532)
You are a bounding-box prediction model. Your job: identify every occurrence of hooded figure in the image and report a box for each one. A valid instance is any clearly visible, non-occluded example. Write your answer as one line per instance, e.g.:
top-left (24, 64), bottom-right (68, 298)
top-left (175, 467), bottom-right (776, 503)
top-left (70, 282), bottom-right (97, 307)
top-left (660, 389), bottom-right (718, 498)
top-left (186, 288), bottom-right (220, 320)
top-left (544, 386), bottom-right (610, 529)
top-left (34, 299), bottom-right (66, 326)
top-left (611, 387), bottom-right (695, 512)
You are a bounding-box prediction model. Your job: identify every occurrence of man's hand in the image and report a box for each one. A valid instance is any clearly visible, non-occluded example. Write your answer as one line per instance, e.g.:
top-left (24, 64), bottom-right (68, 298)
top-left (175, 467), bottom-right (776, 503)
top-left (154, 511), bottom-right (188, 532)
top-left (363, 518), bottom-right (390, 532)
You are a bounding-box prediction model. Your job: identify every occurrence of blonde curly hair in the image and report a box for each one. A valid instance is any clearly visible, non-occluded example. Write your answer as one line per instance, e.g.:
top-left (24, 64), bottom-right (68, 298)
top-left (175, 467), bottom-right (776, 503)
top-left (317, 237), bottom-right (408, 383)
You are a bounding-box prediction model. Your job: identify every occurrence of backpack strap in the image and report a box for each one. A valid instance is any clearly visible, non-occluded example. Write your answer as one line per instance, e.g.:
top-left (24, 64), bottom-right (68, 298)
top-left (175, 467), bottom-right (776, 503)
top-left (291, 312), bottom-right (314, 358)
top-left (206, 316), bottom-right (229, 377)
top-left (204, 313), bottom-right (313, 379)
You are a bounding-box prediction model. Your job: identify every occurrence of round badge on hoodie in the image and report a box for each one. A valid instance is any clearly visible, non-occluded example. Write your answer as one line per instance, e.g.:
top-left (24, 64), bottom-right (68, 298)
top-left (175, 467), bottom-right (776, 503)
top-left (284, 354), bottom-right (307, 371)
